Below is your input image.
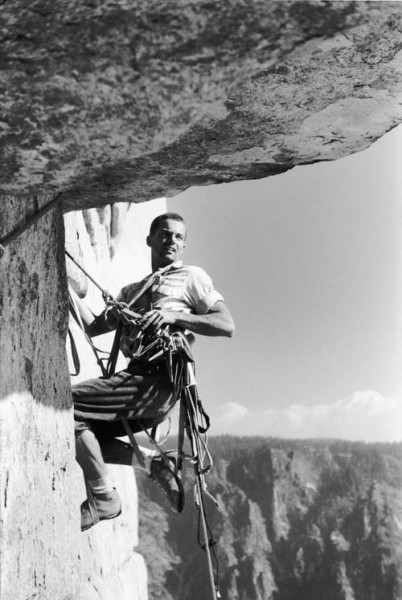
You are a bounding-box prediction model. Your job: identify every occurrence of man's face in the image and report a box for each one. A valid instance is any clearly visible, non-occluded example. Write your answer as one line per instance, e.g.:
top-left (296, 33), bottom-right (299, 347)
top-left (147, 218), bottom-right (186, 268)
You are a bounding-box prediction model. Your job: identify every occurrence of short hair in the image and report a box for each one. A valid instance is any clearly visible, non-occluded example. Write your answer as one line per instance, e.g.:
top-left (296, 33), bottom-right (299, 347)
top-left (149, 212), bottom-right (186, 236)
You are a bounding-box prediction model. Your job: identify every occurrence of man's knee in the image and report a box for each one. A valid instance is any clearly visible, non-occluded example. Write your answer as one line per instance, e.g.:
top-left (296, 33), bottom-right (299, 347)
top-left (74, 424), bottom-right (97, 463)
top-left (74, 417), bottom-right (92, 436)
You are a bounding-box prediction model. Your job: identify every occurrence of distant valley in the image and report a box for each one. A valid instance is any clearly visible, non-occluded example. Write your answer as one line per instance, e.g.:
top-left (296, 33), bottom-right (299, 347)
top-left (137, 436), bottom-right (402, 600)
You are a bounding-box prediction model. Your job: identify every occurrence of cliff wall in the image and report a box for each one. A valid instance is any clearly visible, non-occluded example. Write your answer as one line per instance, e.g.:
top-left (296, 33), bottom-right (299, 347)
top-left (0, 196), bottom-right (80, 600)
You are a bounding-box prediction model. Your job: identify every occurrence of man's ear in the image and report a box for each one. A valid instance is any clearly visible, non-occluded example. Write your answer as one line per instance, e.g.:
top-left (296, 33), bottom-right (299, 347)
top-left (146, 235), bottom-right (151, 247)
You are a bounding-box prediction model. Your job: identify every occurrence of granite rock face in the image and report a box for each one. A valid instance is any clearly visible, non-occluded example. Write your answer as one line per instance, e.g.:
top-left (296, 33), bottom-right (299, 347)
top-left (0, 1), bottom-right (401, 210)
top-left (0, 196), bottom-right (80, 600)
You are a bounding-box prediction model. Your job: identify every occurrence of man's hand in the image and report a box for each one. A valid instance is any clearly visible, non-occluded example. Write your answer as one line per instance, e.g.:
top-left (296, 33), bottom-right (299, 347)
top-left (140, 309), bottom-right (178, 333)
top-left (140, 302), bottom-right (235, 338)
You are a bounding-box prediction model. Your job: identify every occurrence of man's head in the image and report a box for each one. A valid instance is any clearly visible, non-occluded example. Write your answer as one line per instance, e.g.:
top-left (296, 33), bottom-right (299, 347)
top-left (147, 212), bottom-right (187, 269)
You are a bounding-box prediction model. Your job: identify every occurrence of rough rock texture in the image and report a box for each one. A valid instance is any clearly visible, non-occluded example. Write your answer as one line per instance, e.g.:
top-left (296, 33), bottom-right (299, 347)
top-left (0, 1), bottom-right (401, 210)
top-left (138, 437), bottom-right (402, 600)
top-left (0, 196), bottom-right (80, 600)
top-left (65, 205), bottom-right (130, 299)
top-left (78, 463), bottom-right (148, 600)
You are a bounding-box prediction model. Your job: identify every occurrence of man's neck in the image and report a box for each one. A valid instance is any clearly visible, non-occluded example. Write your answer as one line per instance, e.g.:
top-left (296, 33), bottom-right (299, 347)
top-left (151, 259), bottom-right (183, 273)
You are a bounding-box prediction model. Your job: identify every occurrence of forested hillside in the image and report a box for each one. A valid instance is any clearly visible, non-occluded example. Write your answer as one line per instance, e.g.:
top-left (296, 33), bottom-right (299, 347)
top-left (137, 436), bottom-right (402, 600)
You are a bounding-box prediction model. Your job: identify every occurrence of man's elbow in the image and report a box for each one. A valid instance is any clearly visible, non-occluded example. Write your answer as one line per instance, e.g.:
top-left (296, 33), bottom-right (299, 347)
top-left (222, 317), bottom-right (235, 338)
top-left (211, 304), bottom-right (235, 337)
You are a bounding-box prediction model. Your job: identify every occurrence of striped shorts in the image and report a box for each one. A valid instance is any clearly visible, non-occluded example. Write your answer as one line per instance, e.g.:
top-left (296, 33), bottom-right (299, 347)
top-left (73, 362), bottom-right (176, 438)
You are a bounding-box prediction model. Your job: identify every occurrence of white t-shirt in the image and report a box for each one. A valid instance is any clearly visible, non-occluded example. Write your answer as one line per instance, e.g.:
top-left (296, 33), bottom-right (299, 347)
top-left (116, 261), bottom-right (223, 357)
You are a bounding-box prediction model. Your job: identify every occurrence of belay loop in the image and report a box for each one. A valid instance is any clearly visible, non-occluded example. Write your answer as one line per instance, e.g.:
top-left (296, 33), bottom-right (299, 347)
top-left (65, 249), bottom-right (221, 600)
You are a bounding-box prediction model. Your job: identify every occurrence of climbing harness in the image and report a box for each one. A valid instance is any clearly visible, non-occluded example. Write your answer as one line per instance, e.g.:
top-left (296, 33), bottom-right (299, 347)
top-left (66, 250), bottom-right (221, 599)
top-left (0, 192), bottom-right (63, 258)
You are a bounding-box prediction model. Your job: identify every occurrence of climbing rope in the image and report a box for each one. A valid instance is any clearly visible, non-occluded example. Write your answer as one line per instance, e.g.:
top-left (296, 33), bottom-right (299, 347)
top-left (196, 475), bottom-right (220, 600)
top-left (65, 248), bottom-right (118, 306)
top-left (0, 192), bottom-right (63, 258)
top-left (183, 383), bottom-right (221, 599)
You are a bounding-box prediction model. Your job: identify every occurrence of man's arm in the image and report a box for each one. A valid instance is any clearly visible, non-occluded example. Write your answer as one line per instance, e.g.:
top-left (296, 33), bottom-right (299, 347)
top-left (140, 301), bottom-right (235, 338)
top-left (70, 289), bottom-right (114, 337)
top-left (86, 311), bottom-right (114, 337)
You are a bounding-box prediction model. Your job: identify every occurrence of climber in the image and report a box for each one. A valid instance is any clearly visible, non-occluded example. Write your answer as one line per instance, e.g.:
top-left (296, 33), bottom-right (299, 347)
top-left (71, 212), bottom-right (235, 531)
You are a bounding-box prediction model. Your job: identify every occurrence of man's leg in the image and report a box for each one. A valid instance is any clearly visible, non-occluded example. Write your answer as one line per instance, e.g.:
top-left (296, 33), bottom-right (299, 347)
top-left (73, 370), bottom-right (184, 520)
top-left (76, 428), bottom-right (109, 480)
top-left (72, 371), bottom-right (136, 531)
top-left (99, 433), bottom-right (184, 513)
top-left (75, 427), bottom-right (122, 531)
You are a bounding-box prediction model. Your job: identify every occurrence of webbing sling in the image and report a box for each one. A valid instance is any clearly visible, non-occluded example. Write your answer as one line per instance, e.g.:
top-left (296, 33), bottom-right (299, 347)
top-left (105, 320), bottom-right (123, 377)
top-left (67, 328), bottom-right (81, 377)
top-left (121, 417), bottom-right (146, 469)
top-left (68, 288), bottom-right (109, 377)
top-left (178, 373), bottom-right (220, 599)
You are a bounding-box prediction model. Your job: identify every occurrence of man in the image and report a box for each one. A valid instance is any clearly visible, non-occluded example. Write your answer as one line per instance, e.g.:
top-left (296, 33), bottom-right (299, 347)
top-left (72, 212), bottom-right (234, 531)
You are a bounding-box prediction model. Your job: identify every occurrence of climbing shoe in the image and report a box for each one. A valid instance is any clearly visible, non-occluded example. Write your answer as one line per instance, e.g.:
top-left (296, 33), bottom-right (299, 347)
top-left (81, 488), bottom-right (122, 532)
top-left (150, 456), bottom-right (185, 513)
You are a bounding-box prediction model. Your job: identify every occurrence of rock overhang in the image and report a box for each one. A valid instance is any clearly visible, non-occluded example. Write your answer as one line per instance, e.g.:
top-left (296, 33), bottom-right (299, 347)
top-left (0, 0), bottom-right (401, 211)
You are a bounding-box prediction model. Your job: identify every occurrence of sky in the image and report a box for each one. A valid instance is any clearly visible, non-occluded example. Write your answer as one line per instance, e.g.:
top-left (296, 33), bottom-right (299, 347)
top-left (156, 124), bottom-right (402, 443)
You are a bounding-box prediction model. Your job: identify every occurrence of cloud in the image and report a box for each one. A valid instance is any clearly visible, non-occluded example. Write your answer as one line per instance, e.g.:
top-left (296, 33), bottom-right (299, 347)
top-left (211, 391), bottom-right (402, 442)
top-left (214, 401), bottom-right (250, 430)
